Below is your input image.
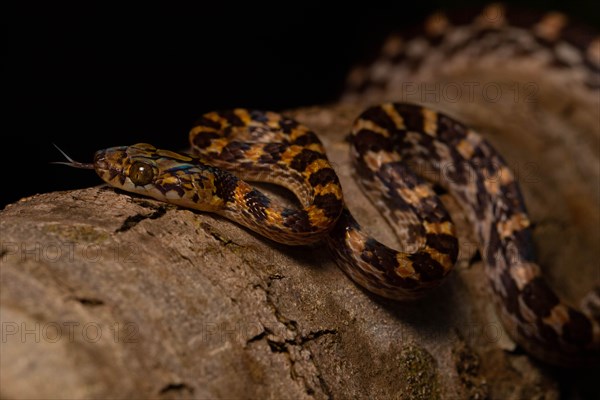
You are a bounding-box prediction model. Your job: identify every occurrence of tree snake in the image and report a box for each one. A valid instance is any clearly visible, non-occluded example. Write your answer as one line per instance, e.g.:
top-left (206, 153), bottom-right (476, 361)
top-left (56, 5), bottom-right (599, 367)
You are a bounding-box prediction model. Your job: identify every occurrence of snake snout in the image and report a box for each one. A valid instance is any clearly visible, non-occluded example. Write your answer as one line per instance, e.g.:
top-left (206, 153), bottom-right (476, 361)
top-left (93, 146), bottom-right (129, 186)
top-left (93, 149), bottom-right (108, 171)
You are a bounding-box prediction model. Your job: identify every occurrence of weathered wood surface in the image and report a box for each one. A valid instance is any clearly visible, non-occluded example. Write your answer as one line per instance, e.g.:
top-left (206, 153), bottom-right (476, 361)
top-left (1, 97), bottom-right (598, 398)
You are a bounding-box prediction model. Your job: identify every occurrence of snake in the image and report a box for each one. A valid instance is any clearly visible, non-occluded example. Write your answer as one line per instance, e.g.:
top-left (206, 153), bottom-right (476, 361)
top-left (55, 4), bottom-right (599, 367)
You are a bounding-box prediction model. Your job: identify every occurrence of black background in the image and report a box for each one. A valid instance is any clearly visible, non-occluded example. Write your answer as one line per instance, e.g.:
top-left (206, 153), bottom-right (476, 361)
top-left (4, 0), bottom-right (599, 208)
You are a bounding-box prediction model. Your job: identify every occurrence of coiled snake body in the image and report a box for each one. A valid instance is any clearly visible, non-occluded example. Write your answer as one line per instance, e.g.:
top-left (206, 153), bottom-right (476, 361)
top-left (63, 5), bottom-right (600, 367)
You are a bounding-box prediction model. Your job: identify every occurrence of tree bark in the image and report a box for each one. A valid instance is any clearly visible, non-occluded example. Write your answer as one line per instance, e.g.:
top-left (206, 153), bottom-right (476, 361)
top-left (1, 102), bottom-right (598, 399)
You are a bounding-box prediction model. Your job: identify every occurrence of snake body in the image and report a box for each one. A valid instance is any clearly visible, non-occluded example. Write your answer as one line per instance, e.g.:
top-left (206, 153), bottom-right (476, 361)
top-left (91, 104), bottom-right (599, 366)
top-left (84, 4), bottom-right (600, 367)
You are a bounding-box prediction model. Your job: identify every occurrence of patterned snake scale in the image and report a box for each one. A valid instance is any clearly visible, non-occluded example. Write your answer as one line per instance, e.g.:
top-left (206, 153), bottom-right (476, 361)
top-left (70, 4), bottom-right (599, 367)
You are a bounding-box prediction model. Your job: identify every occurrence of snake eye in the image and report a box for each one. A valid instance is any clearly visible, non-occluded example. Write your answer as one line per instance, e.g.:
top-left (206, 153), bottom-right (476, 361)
top-left (129, 161), bottom-right (155, 186)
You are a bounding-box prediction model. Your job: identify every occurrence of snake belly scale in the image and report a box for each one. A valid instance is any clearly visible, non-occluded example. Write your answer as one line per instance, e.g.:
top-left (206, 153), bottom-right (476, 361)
top-left (86, 104), bottom-right (599, 367)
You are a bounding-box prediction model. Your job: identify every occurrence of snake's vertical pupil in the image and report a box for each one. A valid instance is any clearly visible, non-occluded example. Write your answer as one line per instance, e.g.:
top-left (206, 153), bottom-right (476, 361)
top-left (129, 162), bottom-right (155, 186)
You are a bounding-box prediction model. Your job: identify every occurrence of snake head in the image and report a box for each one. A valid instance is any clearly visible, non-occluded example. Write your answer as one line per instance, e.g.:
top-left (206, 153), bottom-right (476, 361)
top-left (94, 143), bottom-right (228, 211)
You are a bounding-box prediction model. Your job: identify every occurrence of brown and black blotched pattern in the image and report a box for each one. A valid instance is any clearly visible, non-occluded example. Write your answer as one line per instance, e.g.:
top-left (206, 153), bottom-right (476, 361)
top-left (93, 103), bottom-right (599, 367)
